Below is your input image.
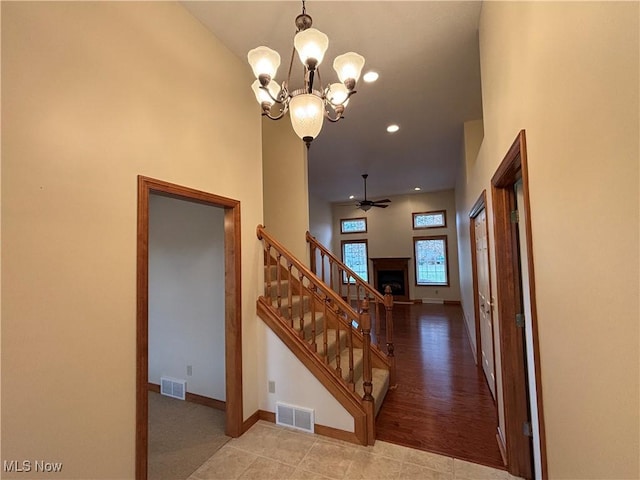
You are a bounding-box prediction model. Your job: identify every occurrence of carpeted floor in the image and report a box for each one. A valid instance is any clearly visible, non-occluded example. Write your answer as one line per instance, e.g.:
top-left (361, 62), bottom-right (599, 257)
top-left (148, 391), bottom-right (231, 480)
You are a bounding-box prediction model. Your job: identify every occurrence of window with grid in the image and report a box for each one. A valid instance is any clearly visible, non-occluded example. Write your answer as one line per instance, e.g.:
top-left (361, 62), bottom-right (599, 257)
top-left (340, 217), bottom-right (367, 234)
top-left (414, 236), bottom-right (449, 286)
top-left (341, 239), bottom-right (369, 283)
top-left (412, 210), bottom-right (446, 229)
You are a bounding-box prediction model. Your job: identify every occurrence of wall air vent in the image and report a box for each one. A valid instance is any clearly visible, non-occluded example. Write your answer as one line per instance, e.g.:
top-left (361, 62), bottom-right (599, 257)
top-left (275, 402), bottom-right (314, 433)
top-left (160, 376), bottom-right (186, 400)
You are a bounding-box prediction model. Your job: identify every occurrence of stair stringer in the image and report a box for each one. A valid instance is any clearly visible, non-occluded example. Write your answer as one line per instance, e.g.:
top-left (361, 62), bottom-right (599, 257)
top-left (257, 296), bottom-right (369, 445)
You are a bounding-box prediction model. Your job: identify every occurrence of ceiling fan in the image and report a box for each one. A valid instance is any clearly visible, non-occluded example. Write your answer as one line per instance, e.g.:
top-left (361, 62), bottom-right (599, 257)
top-left (353, 174), bottom-right (391, 212)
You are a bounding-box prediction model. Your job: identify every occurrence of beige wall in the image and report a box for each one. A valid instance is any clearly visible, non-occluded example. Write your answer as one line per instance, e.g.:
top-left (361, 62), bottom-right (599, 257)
top-left (262, 118), bottom-right (309, 260)
top-left (1, 3), bottom-right (263, 478)
top-left (456, 120), bottom-right (484, 357)
top-left (456, 2), bottom-right (639, 478)
top-left (333, 190), bottom-right (461, 303)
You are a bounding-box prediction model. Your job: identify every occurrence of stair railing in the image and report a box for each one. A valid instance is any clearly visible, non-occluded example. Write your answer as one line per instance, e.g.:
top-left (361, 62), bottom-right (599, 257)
top-left (307, 232), bottom-right (396, 386)
top-left (257, 225), bottom-right (372, 397)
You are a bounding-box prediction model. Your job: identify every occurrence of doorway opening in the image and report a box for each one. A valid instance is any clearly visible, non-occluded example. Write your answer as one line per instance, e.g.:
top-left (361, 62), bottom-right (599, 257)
top-left (136, 176), bottom-right (243, 480)
top-left (490, 131), bottom-right (547, 479)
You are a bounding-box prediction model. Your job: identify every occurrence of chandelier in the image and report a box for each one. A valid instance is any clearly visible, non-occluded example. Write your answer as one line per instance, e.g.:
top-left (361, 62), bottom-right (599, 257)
top-left (247, 1), bottom-right (365, 148)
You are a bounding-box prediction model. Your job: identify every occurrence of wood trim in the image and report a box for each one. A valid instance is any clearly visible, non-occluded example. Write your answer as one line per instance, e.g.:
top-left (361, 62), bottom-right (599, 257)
top-left (340, 238), bottom-right (369, 285)
top-left (469, 190), bottom-right (487, 367)
top-left (412, 235), bottom-right (451, 287)
top-left (147, 383), bottom-right (226, 411)
top-left (496, 428), bottom-right (508, 466)
top-left (339, 217), bottom-right (368, 234)
top-left (136, 176), bottom-right (244, 480)
top-left (462, 309), bottom-right (478, 361)
top-left (314, 423), bottom-right (362, 445)
top-left (256, 297), bottom-right (369, 445)
top-left (136, 178), bottom-right (150, 480)
top-left (306, 231), bottom-right (385, 305)
top-left (242, 410), bottom-right (261, 434)
top-left (515, 132), bottom-right (548, 480)
top-left (258, 410), bottom-right (361, 445)
top-left (259, 410), bottom-right (276, 422)
top-left (370, 257), bottom-right (411, 301)
top-left (412, 210), bottom-right (447, 229)
top-left (490, 130), bottom-right (547, 479)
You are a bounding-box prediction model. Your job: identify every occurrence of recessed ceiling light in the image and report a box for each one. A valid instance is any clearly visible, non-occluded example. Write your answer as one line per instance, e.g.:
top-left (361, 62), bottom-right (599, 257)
top-left (349, 195), bottom-right (355, 199)
top-left (363, 71), bottom-right (379, 83)
top-left (387, 124), bottom-right (400, 133)
top-left (414, 187), bottom-right (421, 191)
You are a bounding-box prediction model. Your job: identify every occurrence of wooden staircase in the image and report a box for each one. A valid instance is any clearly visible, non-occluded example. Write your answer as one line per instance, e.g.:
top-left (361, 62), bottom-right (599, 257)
top-left (256, 225), bottom-right (395, 445)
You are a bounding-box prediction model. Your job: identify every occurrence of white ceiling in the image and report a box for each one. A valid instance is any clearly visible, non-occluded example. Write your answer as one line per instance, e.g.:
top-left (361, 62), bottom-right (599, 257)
top-left (182, 1), bottom-right (483, 203)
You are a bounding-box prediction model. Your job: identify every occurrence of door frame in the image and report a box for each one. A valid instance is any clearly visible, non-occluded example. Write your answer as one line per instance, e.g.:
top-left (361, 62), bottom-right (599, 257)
top-left (469, 190), bottom-right (497, 399)
top-left (490, 131), bottom-right (547, 479)
top-left (136, 176), bottom-right (243, 480)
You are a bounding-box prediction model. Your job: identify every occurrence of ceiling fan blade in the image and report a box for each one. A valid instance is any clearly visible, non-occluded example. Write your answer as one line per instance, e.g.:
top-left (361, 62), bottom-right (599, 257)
top-left (373, 199), bottom-right (391, 203)
top-left (373, 203), bottom-right (389, 208)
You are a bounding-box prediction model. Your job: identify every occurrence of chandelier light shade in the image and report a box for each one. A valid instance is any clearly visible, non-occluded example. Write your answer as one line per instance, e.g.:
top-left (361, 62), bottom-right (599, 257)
top-left (247, 47), bottom-right (281, 81)
top-left (290, 94), bottom-right (324, 143)
top-left (247, 0), bottom-right (365, 148)
top-left (333, 52), bottom-right (366, 85)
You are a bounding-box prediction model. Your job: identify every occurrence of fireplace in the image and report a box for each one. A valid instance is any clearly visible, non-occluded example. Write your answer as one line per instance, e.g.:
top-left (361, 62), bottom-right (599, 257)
top-left (371, 257), bottom-right (410, 302)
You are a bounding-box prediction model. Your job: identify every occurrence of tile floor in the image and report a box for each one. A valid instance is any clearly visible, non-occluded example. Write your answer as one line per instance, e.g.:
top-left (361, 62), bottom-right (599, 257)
top-left (188, 421), bottom-right (523, 480)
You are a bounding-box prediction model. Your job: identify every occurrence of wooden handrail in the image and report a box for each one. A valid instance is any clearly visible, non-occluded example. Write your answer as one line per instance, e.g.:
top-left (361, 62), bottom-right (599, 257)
top-left (306, 231), bottom-right (396, 387)
top-left (306, 231), bottom-right (385, 304)
top-left (257, 225), bottom-right (375, 405)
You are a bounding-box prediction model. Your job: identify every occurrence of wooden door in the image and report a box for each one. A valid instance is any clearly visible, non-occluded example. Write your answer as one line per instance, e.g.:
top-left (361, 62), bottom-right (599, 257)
top-left (475, 209), bottom-right (496, 399)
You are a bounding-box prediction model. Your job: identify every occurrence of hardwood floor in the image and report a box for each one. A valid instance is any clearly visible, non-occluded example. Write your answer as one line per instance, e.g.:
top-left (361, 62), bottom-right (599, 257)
top-left (375, 303), bottom-right (505, 470)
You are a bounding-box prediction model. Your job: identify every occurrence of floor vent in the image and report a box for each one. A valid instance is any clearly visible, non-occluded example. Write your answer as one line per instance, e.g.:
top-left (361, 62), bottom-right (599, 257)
top-left (160, 376), bottom-right (186, 400)
top-left (275, 402), bottom-right (314, 433)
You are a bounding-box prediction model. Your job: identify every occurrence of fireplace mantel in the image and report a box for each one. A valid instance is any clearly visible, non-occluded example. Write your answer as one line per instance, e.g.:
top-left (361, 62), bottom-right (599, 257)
top-left (370, 257), bottom-right (411, 302)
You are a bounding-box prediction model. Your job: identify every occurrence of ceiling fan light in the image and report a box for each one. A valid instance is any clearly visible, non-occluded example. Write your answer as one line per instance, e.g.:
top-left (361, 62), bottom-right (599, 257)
top-left (294, 28), bottom-right (329, 68)
top-left (333, 52), bottom-right (365, 86)
top-left (251, 79), bottom-right (279, 107)
top-left (289, 93), bottom-right (324, 142)
top-left (247, 46), bottom-right (281, 83)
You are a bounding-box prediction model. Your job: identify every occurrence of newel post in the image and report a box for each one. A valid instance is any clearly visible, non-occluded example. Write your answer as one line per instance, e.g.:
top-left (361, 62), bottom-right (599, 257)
top-left (360, 298), bottom-right (375, 445)
top-left (384, 286), bottom-right (397, 388)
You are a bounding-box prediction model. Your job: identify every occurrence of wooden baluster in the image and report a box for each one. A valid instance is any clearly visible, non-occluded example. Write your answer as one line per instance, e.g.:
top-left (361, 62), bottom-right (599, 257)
top-left (320, 252), bottom-right (326, 286)
top-left (276, 253), bottom-right (283, 310)
top-left (384, 285), bottom-right (396, 388)
top-left (375, 300), bottom-right (381, 340)
top-left (310, 243), bottom-right (317, 276)
top-left (310, 284), bottom-right (318, 352)
top-left (374, 295), bottom-right (380, 347)
top-left (328, 258), bottom-right (334, 292)
top-left (346, 276), bottom-right (351, 304)
top-left (265, 244), bottom-right (272, 304)
top-left (360, 298), bottom-right (375, 445)
top-left (287, 261), bottom-right (294, 328)
top-left (322, 296), bottom-right (329, 364)
top-left (298, 271), bottom-right (305, 337)
top-left (334, 309), bottom-right (342, 379)
top-left (348, 314), bottom-right (355, 391)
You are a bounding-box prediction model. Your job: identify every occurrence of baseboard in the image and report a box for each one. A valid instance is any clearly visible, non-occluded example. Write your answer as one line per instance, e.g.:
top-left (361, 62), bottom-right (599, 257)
top-left (242, 410), bottom-right (261, 433)
top-left (314, 423), bottom-right (360, 445)
top-left (259, 410), bottom-right (276, 422)
top-left (496, 427), bottom-right (508, 466)
top-left (147, 382), bottom-right (226, 411)
top-left (462, 311), bottom-right (478, 362)
top-left (258, 409), bottom-right (360, 445)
